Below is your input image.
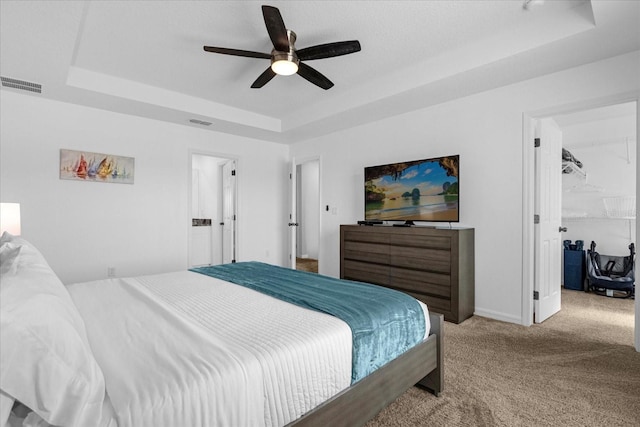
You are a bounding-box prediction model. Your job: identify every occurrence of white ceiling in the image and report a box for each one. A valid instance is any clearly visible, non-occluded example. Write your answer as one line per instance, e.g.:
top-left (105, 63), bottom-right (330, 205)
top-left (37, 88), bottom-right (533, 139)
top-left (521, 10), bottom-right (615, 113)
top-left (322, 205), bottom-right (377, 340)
top-left (1, 0), bottom-right (639, 144)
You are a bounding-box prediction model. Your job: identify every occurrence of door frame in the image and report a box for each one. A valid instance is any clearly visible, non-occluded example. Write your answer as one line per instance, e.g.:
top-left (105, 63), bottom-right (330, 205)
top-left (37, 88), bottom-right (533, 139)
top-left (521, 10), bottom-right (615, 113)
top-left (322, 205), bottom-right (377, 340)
top-left (289, 155), bottom-right (322, 271)
top-left (188, 149), bottom-right (240, 268)
top-left (221, 159), bottom-right (238, 264)
top-left (521, 91), bottom-right (639, 345)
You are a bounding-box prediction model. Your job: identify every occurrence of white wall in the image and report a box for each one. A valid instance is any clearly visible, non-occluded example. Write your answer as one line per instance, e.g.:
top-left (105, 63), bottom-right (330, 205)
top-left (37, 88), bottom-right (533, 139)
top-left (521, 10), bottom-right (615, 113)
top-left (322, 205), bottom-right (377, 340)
top-left (0, 91), bottom-right (289, 284)
top-left (561, 114), bottom-right (636, 256)
top-left (290, 50), bottom-right (640, 325)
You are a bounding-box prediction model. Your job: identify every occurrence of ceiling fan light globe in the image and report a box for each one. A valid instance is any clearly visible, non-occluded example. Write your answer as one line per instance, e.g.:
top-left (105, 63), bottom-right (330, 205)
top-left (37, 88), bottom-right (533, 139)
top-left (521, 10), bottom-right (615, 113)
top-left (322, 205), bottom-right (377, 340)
top-left (271, 59), bottom-right (298, 76)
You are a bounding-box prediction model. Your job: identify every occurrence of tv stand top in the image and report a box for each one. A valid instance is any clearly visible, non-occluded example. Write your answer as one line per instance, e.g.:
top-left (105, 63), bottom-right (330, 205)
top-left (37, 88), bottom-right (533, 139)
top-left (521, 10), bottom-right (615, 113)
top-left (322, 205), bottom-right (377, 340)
top-left (353, 222), bottom-right (471, 230)
top-left (357, 220), bottom-right (383, 226)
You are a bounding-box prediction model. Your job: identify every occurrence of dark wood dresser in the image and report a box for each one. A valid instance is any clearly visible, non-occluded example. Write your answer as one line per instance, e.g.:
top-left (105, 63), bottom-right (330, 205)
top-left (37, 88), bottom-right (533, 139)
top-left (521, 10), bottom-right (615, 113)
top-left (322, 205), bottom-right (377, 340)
top-left (340, 225), bottom-right (474, 323)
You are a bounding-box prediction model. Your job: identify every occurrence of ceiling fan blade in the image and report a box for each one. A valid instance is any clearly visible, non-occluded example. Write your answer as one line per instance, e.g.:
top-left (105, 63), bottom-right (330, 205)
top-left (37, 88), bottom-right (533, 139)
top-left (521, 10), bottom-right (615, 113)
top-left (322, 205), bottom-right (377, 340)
top-left (297, 62), bottom-right (334, 90)
top-left (251, 67), bottom-right (277, 88)
top-left (203, 46), bottom-right (271, 59)
top-left (296, 40), bottom-right (361, 61)
top-left (262, 5), bottom-right (289, 52)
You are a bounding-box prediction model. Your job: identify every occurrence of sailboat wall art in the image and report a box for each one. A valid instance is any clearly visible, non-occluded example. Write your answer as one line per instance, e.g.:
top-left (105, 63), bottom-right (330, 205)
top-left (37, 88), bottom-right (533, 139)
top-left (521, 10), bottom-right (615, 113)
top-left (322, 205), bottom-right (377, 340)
top-left (59, 149), bottom-right (135, 184)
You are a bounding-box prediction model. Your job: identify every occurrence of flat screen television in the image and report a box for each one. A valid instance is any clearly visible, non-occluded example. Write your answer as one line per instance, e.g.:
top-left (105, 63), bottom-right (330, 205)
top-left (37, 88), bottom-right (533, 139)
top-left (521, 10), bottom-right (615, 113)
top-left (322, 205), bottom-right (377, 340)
top-left (364, 155), bottom-right (459, 223)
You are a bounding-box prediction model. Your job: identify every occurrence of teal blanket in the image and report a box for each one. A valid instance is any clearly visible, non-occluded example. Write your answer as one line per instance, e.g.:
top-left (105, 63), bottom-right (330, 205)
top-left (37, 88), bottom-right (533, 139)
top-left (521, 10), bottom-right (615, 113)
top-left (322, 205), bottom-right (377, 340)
top-left (190, 262), bottom-right (426, 383)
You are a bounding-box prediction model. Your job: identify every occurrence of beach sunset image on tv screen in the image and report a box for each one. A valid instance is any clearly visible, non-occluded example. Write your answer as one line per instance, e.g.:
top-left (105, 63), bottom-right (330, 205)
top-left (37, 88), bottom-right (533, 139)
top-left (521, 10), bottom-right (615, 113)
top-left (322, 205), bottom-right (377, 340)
top-left (365, 155), bottom-right (459, 222)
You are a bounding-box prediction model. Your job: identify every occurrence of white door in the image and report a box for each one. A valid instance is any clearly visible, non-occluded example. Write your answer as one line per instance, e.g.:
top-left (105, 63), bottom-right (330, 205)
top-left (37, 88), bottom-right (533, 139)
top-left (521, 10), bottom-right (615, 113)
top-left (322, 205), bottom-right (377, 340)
top-left (289, 160), bottom-right (298, 269)
top-left (534, 118), bottom-right (563, 323)
top-left (222, 160), bottom-right (236, 264)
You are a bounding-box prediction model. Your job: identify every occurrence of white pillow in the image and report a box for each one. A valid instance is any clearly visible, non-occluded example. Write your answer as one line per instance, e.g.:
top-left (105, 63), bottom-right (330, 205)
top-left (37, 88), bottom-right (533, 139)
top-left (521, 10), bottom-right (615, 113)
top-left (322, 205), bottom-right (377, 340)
top-left (0, 231), bottom-right (14, 247)
top-left (0, 236), bottom-right (116, 427)
top-left (0, 245), bottom-right (20, 276)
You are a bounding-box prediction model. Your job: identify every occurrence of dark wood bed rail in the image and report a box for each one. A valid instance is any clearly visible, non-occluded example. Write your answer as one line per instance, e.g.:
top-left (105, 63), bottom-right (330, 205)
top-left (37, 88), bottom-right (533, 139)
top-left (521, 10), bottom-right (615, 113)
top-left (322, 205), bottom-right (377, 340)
top-left (288, 312), bottom-right (444, 427)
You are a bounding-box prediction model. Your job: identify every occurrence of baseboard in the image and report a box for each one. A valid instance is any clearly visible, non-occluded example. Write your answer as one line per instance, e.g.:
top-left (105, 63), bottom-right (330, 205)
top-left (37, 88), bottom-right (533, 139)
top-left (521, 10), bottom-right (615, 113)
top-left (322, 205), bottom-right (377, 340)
top-left (473, 308), bottom-right (523, 325)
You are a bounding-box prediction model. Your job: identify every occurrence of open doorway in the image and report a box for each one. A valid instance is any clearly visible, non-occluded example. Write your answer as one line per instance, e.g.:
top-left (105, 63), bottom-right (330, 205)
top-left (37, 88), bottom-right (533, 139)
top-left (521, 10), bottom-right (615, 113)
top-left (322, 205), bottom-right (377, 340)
top-left (527, 100), bottom-right (637, 342)
top-left (556, 102), bottom-right (636, 266)
top-left (290, 157), bottom-right (320, 273)
top-left (189, 152), bottom-right (237, 267)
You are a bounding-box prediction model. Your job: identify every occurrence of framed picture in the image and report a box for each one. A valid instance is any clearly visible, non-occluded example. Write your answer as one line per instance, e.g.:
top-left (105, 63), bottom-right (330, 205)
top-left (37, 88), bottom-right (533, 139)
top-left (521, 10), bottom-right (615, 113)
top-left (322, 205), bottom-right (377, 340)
top-left (60, 149), bottom-right (134, 184)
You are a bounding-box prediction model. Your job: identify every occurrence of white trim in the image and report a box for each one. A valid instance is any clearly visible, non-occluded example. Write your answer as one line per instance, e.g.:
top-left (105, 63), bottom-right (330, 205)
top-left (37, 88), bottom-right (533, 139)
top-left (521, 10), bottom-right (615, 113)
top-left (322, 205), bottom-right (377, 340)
top-left (521, 114), bottom-right (535, 326)
top-left (636, 100), bottom-right (640, 353)
top-left (473, 309), bottom-right (523, 325)
top-left (290, 158), bottom-right (297, 269)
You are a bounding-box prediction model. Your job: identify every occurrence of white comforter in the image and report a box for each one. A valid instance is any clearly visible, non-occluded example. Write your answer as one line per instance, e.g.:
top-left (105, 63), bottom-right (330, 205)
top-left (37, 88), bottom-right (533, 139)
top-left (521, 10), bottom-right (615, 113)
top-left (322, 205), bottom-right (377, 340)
top-left (67, 271), bottom-right (354, 427)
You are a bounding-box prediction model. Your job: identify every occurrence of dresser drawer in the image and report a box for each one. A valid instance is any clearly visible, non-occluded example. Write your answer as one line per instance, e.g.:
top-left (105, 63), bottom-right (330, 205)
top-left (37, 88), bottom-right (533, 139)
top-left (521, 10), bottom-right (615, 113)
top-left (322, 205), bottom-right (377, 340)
top-left (389, 234), bottom-right (451, 250)
top-left (406, 292), bottom-right (451, 314)
top-left (390, 247), bottom-right (450, 273)
top-left (342, 260), bottom-right (389, 286)
top-left (343, 241), bottom-right (389, 264)
top-left (390, 267), bottom-right (451, 298)
top-left (343, 229), bottom-right (389, 244)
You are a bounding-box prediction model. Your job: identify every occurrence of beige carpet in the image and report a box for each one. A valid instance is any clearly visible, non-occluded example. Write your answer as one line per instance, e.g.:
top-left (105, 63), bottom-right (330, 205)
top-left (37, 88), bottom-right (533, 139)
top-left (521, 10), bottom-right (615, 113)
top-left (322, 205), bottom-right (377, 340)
top-left (366, 290), bottom-right (639, 427)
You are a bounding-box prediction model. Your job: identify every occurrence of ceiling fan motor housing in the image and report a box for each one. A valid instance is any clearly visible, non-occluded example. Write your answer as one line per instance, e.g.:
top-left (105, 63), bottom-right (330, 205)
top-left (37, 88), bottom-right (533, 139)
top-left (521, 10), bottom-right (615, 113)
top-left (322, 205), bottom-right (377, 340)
top-left (271, 30), bottom-right (300, 73)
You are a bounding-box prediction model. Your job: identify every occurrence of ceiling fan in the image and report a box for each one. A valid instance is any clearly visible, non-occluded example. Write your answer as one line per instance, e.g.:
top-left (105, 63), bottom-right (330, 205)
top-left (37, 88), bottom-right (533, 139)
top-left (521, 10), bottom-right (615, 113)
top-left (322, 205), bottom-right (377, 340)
top-left (203, 5), bottom-right (361, 90)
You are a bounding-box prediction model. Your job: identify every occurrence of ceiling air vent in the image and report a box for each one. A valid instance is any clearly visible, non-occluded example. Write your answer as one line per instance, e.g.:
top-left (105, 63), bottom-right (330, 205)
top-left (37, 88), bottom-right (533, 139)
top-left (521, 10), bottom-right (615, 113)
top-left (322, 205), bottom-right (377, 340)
top-left (1, 76), bottom-right (42, 94)
top-left (189, 119), bottom-right (212, 126)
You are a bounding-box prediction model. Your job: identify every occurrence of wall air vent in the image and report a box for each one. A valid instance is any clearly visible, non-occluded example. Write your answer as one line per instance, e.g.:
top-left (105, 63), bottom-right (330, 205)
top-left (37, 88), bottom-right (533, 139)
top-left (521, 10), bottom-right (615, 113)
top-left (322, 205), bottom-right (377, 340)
top-left (1, 76), bottom-right (42, 94)
top-left (189, 119), bottom-right (213, 126)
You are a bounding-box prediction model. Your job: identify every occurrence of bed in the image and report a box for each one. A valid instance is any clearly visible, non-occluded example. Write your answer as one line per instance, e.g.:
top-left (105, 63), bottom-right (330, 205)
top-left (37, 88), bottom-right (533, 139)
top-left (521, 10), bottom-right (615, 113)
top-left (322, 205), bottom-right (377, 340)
top-left (0, 232), bottom-right (443, 427)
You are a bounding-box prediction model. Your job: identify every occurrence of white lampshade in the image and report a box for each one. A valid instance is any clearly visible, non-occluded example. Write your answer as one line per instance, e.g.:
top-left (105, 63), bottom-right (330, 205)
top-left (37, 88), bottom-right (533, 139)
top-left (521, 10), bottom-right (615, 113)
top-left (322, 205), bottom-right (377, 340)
top-left (0, 203), bottom-right (21, 236)
top-left (271, 59), bottom-right (298, 76)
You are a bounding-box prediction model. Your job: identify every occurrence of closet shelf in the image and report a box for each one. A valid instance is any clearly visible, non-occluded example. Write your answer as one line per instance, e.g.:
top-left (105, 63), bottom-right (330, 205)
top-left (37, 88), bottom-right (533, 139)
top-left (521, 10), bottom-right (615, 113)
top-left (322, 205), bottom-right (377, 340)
top-left (603, 196), bottom-right (636, 219)
top-left (564, 183), bottom-right (605, 193)
top-left (562, 160), bottom-right (586, 178)
top-left (562, 198), bottom-right (635, 221)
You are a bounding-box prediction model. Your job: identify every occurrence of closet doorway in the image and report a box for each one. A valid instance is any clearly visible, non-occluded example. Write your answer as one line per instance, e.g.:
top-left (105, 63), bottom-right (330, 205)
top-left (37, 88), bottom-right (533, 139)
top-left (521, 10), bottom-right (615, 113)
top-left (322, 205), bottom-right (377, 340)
top-left (189, 152), bottom-right (237, 267)
top-left (556, 102), bottom-right (637, 264)
top-left (527, 100), bottom-right (637, 343)
top-left (289, 157), bottom-right (320, 273)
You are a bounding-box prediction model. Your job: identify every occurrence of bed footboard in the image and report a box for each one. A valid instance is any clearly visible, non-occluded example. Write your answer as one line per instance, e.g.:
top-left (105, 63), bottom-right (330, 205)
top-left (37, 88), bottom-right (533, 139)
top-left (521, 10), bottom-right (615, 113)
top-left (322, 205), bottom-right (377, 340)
top-left (418, 312), bottom-right (444, 396)
top-left (288, 312), bottom-right (444, 427)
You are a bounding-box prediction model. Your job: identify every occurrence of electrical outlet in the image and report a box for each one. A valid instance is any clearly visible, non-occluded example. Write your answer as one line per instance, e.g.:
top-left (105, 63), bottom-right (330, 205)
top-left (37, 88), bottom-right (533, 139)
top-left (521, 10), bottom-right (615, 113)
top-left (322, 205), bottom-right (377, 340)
top-left (107, 267), bottom-right (116, 278)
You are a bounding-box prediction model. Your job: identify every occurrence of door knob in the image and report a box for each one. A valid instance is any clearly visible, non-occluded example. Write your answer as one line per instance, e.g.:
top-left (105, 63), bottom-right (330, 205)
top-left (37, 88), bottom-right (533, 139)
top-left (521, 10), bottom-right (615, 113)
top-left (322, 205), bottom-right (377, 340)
top-left (559, 226), bottom-right (568, 232)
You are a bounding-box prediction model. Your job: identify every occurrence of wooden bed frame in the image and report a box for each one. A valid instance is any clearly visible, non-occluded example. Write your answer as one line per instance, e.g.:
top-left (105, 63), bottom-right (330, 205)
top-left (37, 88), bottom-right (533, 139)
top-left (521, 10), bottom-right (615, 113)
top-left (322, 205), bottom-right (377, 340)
top-left (289, 312), bottom-right (444, 427)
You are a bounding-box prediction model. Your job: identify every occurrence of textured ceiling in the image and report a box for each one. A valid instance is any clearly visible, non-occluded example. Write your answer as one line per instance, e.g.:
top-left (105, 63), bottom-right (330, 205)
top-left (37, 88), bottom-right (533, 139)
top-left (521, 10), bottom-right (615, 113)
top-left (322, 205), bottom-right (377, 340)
top-left (1, 1), bottom-right (639, 143)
